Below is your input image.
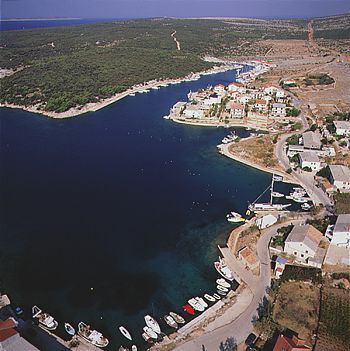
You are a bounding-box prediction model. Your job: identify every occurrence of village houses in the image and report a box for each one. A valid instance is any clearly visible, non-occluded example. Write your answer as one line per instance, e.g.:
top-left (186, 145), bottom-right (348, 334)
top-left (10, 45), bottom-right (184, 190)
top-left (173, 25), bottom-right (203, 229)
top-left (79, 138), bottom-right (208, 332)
top-left (329, 165), bottom-right (350, 192)
top-left (333, 120), bottom-right (350, 136)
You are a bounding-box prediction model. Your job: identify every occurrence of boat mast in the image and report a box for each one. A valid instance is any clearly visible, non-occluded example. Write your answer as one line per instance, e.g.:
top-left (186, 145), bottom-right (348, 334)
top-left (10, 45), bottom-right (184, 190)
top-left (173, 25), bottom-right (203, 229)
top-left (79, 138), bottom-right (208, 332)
top-left (270, 174), bottom-right (275, 205)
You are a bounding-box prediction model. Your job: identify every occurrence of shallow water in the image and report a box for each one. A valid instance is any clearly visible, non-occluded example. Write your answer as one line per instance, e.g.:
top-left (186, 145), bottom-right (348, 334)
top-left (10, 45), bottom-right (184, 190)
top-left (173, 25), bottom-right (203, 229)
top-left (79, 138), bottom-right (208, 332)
top-left (0, 68), bottom-right (294, 349)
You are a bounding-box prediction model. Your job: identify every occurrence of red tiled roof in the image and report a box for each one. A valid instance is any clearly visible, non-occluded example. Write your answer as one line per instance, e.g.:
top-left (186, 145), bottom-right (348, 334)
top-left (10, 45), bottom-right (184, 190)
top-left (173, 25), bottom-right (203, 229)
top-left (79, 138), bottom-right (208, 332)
top-left (229, 82), bottom-right (243, 87)
top-left (273, 335), bottom-right (310, 351)
top-left (230, 102), bottom-right (245, 110)
top-left (0, 318), bottom-right (17, 331)
top-left (255, 99), bottom-right (267, 105)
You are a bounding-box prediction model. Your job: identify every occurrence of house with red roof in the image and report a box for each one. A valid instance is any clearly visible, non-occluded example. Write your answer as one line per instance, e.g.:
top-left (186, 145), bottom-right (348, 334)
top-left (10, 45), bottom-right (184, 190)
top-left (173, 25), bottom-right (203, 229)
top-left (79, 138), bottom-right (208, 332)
top-left (273, 334), bottom-right (311, 351)
top-left (227, 82), bottom-right (243, 92)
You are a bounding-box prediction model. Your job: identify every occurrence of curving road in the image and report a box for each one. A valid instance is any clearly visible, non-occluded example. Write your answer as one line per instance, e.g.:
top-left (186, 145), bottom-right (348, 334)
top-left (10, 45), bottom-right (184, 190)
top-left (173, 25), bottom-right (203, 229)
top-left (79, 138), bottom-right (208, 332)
top-left (174, 220), bottom-right (302, 351)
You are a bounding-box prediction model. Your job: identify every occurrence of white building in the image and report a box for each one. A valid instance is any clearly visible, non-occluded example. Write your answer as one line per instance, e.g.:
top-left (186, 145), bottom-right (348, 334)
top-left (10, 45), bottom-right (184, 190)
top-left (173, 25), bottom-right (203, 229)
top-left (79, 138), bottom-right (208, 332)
top-left (302, 131), bottom-right (322, 150)
top-left (239, 95), bottom-right (251, 104)
top-left (331, 214), bottom-right (350, 247)
top-left (203, 94), bottom-right (221, 106)
top-left (213, 84), bottom-right (226, 94)
top-left (284, 224), bottom-right (325, 268)
top-left (334, 120), bottom-right (350, 136)
top-left (264, 85), bottom-right (280, 95)
top-left (227, 82), bottom-right (243, 92)
top-left (329, 165), bottom-right (350, 192)
top-left (276, 89), bottom-right (285, 98)
top-left (299, 152), bottom-right (322, 171)
top-left (229, 102), bottom-right (245, 118)
top-left (254, 99), bottom-right (268, 112)
top-left (183, 104), bottom-right (205, 118)
top-left (271, 103), bottom-right (286, 117)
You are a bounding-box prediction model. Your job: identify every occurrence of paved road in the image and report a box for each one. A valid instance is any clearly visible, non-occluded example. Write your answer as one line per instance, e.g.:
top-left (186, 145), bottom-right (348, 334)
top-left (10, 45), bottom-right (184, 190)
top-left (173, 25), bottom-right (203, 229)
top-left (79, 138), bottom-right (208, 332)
top-left (174, 221), bottom-right (302, 351)
top-left (274, 95), bottom-right (332, 207)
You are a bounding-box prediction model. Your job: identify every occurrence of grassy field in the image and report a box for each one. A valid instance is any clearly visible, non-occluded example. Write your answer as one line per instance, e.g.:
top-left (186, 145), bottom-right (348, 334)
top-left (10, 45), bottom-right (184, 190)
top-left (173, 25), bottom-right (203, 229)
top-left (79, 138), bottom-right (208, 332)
top-left (273, 281), bottom-right (320, 343)
top-left (229, 135), bottom-right (279, 168)
top-left (315, 287), bottom-right (350, 351)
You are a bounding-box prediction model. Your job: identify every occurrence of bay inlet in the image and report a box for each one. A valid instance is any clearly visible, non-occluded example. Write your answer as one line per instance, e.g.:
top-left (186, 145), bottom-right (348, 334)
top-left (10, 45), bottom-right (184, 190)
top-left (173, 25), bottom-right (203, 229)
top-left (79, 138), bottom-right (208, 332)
top-left (0, 68), bottom-right (290, 349)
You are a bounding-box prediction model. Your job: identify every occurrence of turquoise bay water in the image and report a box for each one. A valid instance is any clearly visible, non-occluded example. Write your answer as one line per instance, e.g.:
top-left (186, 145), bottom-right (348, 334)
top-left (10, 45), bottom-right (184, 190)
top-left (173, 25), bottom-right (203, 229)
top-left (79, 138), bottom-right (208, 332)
top-left (0, 69), bottom-right (291, 349)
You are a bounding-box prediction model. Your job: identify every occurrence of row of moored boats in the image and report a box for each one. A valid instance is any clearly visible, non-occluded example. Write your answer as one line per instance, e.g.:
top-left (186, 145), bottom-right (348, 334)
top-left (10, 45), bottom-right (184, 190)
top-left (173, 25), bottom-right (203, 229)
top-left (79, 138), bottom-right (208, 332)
top-left (30, 257), bottom-right (235, 350)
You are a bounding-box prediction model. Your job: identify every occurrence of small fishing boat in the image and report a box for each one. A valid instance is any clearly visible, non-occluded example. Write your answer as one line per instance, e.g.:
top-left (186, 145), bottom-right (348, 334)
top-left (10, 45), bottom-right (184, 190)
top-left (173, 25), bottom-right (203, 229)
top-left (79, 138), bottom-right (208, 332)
top-left (164, 315), bottom-right (178, 329)
top-left (217, 290), bottom-right (227, 296)
top-left (226, 212), bottom-right (245, 223)
top-left (188, 298), bottom-right (205, 312)
top-left (213, 293), bottom-right (221, 300)
top-left (77, 322), bottom-right (109, 348)
top-left (271, 192), bottom-right (284, 198)
top-left (195, 297), bottom-right (208, 309)
top-left (216, 278), bottom-right (231, 288)
top-left (143, 326), bottom-right (158, 340)
top-left (214, 257), bottom-right (234, 281)
top-left (169, 312), bottom-right (185, 324)
top-left (144, 315), bottom-right (161, 334)
top-left (204, 294), bottom-right (215, 302)
top-left (132, 346), bottom-right (137, 351)
top-left (183, 304), bottom-right (195, 315)
top-left (129, 93), bottom-right (136, 96)
top-left (217, 285), bottom-right (229, 292)
top-left (141, 332), bottom-right (153, 343)
top-left (293, 197), bottom-right (308, 203)
top-left (64, 323), bottom-right (76, 336)
top-left (301, 203), bottom-right (312, 211)
top-left (32, 306), bottom-right (58, 331)
top-left (119, 326), bottom-right (132, 341)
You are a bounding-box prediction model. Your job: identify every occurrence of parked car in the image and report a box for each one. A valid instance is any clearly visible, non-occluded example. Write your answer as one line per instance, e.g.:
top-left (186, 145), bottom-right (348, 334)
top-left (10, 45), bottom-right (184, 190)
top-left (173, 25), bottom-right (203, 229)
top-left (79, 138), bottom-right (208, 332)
top-left (245, 333), bottom-right (257, 346)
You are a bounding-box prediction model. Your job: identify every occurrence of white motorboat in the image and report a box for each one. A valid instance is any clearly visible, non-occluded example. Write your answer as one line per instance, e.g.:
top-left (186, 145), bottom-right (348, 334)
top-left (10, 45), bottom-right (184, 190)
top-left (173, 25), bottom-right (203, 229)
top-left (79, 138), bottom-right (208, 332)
top-left (217, 285), bottom-right (229, 292)
top-left (216, 278), bottom-right (231, 288)
top-left (163, 115), bottom-right (170, 119)
top-left (169, 312), bottom-right (185, 324)
top-left (144, 315), bottom-right (161, 334)
top-left (32, 306), bottom-right (58, 331)
top-left (195, 297), bottom-right (208, 309)
top-left (214, 257), bottom-right (234, 281)
top-left (188, 298), bottom-right (205, 312)
top-left (151, 86), bottom-right (160, 90)
top-left (249, 203), bottom-right (291, 211)
top-left (64, 323), bottom-right (75, 336)
top-left (143, 326), bottom-right (158, 340)
top-left (119, 326), bottom-right (132, 341)
top-left (213, 293), bottom-right (221, 300)
top-left (217, 290), bottom-right (227, 296)
top-left (271, 192), bottom-right (284, 198)
top-left (132, 346), bottom-right (137, 351)
top-left (226, 213), bottom-right (245, 223)
top-left (77, 322), bottom-right (109, 348)
top-left (164, 315), bottom-right (178, 329)
top-left (301, 203), bottom-right (312, 211)
top-left (129, 93), bottom-right (136, 96)
top-left (293, 197), bottom-right (308, 203)
top-left (204, 294), bottom-right (216, 302)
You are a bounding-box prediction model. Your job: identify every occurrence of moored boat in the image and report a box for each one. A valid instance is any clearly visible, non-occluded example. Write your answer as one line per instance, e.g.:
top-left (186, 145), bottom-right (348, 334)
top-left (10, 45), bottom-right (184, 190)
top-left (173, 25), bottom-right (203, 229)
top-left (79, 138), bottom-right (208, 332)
top-left (77, 322), bottom-right (109, 348)
top-left (64, 323), bottom-right (75, 336)
top-left (143, 326), bottom-right (158, 340)
top-left (204, 294), bottom-right (215, 302)
top-left (169, 312), bottom-right (185, 324)
top-left (188, 298), bottom-right (205, 312)
top-left (32, 306), bottom-right (58, 331)
top-left (132, 346), bottom-right (137, 351)
top-left (164, 315), bottom-right (178, 329)
top-left (217, 290), bottom-right (227, 296)
top-left (195, 297), bottom-right (208, 309)
top-left (248, 203), bottom-right (291, 211)
top-left (214, 257), bottom-right (234, 281)
top-left (119, 326), bottom-right (132, 341)
top-left (217, 285), bottom-right (229, 292)
top-left (213, 293), bottom-right (221, 300)
top-left (144, 315), bottom-right (161, 334)
top-left (301, 203), bottom-right (312, 211)
top-left (271, 191), bottom-right (284, 198)
top-left (183, 304), bottom-right (195, 315)
top-left (216, 278), bottom-right (231, 288)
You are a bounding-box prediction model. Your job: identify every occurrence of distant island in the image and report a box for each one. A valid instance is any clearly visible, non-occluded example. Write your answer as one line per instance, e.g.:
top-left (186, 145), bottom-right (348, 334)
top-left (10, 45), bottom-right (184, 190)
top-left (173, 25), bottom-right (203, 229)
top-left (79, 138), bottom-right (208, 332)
top-left (1, 17), bottom-right (81, 21)
top-left (0, 14), bottom-right (349, 117)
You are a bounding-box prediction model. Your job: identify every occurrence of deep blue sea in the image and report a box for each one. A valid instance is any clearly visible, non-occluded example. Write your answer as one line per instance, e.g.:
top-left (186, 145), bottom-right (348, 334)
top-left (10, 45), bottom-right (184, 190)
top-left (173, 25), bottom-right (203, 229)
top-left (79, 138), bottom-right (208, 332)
top-left (0, 18), bottom-right (126, 31)
top-left (0, 69), bottom-right (295, 349)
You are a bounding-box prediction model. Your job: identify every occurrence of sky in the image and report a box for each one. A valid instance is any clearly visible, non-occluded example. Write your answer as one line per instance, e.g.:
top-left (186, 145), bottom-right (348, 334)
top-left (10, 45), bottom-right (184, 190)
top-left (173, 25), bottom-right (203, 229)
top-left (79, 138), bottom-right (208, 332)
top-left (1, 0), bottom-right (350, 20)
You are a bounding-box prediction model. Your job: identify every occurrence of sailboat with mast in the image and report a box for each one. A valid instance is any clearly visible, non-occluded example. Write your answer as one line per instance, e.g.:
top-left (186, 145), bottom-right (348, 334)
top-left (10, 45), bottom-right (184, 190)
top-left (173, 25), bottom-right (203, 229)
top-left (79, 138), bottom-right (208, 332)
top-left (248, 174), bottom-right (291, 212)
